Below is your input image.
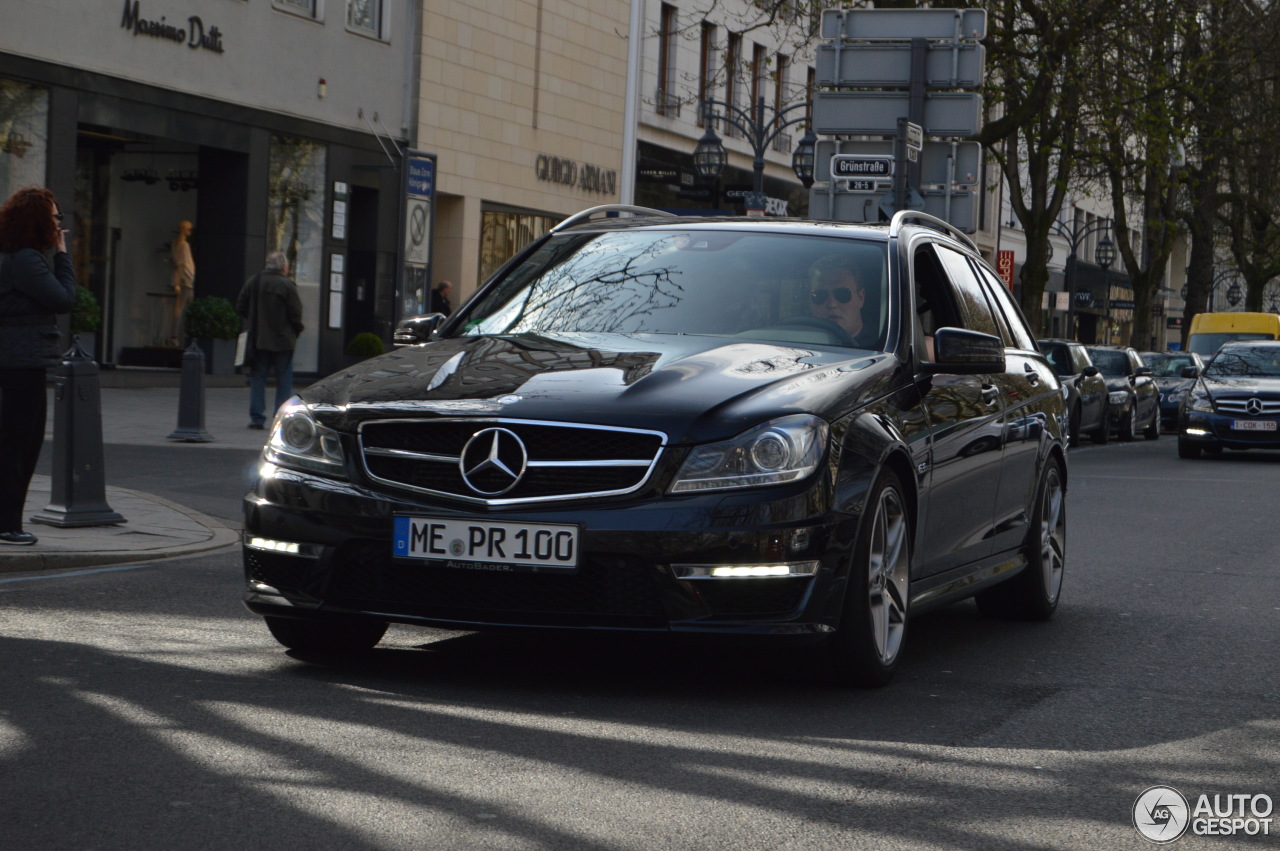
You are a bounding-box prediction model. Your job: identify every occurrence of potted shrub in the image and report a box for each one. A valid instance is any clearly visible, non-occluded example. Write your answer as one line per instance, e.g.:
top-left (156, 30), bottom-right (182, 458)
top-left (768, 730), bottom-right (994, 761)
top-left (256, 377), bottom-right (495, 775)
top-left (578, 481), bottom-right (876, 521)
top-left (184, 295), bottom-right (242, 374)
top-left (345, 331), bottom-right (386, 363)
top-left (69, 285), bottom-right (102, 360)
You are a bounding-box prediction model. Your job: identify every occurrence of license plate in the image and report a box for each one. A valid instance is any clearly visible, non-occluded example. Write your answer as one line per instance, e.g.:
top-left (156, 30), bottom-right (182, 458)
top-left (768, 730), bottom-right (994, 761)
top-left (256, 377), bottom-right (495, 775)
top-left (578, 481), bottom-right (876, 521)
top-left (393, 516), bottom-right (579, 571)
top-left (1231, 420), bottom-right (1277, 431)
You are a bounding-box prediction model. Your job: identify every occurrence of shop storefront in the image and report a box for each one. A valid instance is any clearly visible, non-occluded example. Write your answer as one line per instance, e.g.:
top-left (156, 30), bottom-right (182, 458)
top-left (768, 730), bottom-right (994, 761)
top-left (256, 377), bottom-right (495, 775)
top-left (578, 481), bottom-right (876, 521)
top-left (634, 141), bottom-right (810, 217)
top-left (1, 0), bottom-right (413, 378)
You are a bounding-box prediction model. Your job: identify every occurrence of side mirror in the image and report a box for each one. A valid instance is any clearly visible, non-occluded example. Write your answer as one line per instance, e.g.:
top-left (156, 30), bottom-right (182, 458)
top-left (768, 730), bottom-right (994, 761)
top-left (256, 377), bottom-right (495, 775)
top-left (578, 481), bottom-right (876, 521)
top-left (1082, 365), bottom-right (1100, 378)
top-left (1180, 365), bottom-right (1200, 379)
top-left (393, 313), bottom-right (444, 347)
top-left (1135, 366), bottom-right (1153, 377)
top-left (923, 327), bottom-right (1006, 375)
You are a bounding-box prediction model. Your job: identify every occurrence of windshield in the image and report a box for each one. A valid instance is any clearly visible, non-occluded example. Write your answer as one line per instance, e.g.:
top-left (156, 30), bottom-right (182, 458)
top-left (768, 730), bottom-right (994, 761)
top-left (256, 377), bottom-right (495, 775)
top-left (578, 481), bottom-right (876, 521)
top-left (1205, 346), bottom-right (1280, 378)
top-left (1087, 349), bottom-right (1130, 377)
top-left (454, 230), bottom-right (891, 351)
top-left (1142, 353), bottom-right (1195, 377)
top-left (1188, 332), bottom-right (1272, 356)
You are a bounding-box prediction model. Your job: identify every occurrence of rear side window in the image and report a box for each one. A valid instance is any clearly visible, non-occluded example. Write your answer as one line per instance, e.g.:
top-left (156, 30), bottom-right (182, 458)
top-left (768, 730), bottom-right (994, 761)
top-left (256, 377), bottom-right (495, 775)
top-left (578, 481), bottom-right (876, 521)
top-left (974, 262), bottom-right (1036, 351)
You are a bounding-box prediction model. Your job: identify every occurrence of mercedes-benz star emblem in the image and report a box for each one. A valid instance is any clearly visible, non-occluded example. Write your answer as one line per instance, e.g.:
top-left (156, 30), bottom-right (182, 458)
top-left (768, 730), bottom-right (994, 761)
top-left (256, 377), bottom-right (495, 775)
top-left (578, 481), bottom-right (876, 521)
top-left (460, 428), bottom-right (528, 495)
top-left (1247, 397), bottom-right (1264, 416)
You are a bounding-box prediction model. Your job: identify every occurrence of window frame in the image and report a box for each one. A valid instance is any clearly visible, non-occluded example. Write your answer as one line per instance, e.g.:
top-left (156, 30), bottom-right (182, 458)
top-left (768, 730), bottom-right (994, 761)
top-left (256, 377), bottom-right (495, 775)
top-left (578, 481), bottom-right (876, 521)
top-left (345, 0), bottom-right (387, 40)
top-left (274, 0), bottom-right (323, 22)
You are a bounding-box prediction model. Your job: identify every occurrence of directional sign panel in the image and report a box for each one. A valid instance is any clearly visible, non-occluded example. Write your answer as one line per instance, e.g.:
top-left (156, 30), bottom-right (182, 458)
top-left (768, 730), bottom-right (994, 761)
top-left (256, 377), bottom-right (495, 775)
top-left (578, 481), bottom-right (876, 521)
top-left (812, 91), bottom-right (983, 137)
top-left (816, 140), bottom-right (982, 187)
top-left (816, 43), bottom-right (985, 89)
top-left (809, 187), bottom-right (978, 233)
top-left (822, 8), bottom-right (987, 41)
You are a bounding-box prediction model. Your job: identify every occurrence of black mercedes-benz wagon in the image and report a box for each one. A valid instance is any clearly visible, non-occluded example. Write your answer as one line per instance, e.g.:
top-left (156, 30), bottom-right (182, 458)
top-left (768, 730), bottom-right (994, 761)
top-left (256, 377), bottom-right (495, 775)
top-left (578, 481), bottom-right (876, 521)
top-left (243, 206), bottom-right (1067, 685)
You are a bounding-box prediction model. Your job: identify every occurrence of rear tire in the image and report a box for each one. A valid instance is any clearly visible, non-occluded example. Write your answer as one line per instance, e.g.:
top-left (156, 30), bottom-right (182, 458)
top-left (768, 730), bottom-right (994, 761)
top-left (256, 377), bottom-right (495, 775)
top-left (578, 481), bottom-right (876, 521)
top-left (812, 469), bottom-right (911, 687)
top-left (976, 458), bottom-right (1065, 621)
top-left (264, 614), bottom-right (388, 653)
top-left (1068, 403), bottom-right (1082, 447)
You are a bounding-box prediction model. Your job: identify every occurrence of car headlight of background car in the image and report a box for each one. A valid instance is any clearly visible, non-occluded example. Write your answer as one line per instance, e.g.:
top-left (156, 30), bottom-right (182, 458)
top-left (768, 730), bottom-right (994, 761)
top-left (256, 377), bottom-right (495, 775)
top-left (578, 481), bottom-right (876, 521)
top-left (1108, 391), bottom-right (1129, 405)
top-left (264, 397), bottom-right (347, 476)
top-left (670, 414), bottom-right (828, 493)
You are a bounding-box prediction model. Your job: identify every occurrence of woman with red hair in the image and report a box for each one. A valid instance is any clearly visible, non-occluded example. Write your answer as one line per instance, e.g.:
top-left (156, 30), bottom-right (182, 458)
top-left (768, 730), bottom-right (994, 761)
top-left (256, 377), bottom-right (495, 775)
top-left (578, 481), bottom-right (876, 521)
top-left (0, 187), bottom-right (77, 545)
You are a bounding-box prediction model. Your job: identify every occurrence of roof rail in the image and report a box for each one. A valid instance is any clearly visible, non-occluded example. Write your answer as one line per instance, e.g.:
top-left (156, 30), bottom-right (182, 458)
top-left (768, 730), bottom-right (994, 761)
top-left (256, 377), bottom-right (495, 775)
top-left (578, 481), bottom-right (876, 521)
top-left (550, 204), bottom-right (676, 233)
top-left (888, 210), bottom-right (978, 253)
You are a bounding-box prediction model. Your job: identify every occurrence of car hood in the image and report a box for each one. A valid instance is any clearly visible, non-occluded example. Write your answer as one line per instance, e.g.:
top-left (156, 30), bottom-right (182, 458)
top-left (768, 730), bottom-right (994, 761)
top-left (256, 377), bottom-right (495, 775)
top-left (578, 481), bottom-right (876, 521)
top-left (1103, 377), bottom-right (1134, 392)
top-left (1152, 377), bottom-right (1192, 391)
top-left (302, 333), bottom-right (892, 444)
top-left (1199, 374), bottom-right (1280, 397)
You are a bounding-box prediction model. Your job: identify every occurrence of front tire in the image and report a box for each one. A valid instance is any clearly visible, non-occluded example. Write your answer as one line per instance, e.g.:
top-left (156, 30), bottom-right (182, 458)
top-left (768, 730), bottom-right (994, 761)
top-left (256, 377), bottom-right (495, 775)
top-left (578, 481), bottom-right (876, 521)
top-left (1118, 403), bottom-right (1137, 441)
top-left (1089, 404), bottom-right (1110, 444)
top-left (264, 614), bottom-right (388, 653)
top-left (814, 469), bottom-right (911, 687)
top-left (976, 458), bottom-right (1065, 621)
top-left (1177, 436), bottom-right (1201, 458)
top-left (1068, 403), bottom-right (1082, 447)
top-left (1143, 403), bottom-right (1160, 439)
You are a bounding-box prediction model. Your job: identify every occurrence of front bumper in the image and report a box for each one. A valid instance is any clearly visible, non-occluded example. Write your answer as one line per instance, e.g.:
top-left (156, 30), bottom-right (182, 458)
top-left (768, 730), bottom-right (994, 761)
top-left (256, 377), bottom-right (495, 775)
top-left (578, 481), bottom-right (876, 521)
top-left (1179, 410), bottom-right (1280, 450)
top-left (242, 461), bottom-right (855, 639)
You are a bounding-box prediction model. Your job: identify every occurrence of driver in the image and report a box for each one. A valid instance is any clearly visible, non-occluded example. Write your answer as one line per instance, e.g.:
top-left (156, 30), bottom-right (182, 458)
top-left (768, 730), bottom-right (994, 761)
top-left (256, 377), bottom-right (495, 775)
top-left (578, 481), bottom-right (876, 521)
top-left (808, 255), bottom-right (869, 343)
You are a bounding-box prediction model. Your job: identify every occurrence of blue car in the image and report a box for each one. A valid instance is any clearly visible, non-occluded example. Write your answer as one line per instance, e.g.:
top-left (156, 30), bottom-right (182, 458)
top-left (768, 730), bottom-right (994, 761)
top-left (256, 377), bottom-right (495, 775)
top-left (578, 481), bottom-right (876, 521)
top-left (1141, 351), bottom-right (1205, 431)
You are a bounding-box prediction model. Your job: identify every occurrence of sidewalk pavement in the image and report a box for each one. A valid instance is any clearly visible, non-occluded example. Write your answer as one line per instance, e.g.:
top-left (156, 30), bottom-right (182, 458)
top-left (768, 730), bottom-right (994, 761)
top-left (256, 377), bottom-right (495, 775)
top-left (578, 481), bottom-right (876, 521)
top-left (1, 379), bottom-right (273, 574)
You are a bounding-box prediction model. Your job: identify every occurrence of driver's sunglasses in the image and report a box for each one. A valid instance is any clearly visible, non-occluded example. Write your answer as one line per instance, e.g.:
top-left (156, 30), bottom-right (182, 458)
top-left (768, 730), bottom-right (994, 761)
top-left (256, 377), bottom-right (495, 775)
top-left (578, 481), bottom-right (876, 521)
top-left (809, 287), bottom-right (853, 305)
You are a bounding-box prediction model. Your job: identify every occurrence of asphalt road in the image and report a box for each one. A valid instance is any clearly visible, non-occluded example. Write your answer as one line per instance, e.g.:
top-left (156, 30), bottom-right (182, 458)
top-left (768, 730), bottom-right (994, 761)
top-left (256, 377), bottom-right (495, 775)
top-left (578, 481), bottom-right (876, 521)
top-left (5, 436), bottom-right (1278, 849)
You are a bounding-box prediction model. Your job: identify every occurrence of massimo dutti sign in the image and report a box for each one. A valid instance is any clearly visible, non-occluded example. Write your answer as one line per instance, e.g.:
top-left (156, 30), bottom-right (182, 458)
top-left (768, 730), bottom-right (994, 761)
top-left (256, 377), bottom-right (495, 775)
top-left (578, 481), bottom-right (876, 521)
top-left (120, 0), bottom-right (225, 54)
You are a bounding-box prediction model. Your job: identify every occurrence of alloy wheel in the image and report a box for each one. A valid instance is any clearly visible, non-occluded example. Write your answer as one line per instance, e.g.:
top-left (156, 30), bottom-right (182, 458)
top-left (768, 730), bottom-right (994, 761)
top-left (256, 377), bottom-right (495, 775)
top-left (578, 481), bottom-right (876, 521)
top-left (867, 485), bottom-right (910, 664)
top-left (1038, 465), bottom-right (1066, 604)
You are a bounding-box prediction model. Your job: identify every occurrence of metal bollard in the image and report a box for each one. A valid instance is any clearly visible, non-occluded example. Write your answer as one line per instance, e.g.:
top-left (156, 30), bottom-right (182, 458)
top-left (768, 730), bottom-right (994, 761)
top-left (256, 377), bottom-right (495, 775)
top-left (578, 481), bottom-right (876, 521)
top-left (31, 336), bottom-right (126, 528)
top-left (167, 340), bottom-right (214, 442)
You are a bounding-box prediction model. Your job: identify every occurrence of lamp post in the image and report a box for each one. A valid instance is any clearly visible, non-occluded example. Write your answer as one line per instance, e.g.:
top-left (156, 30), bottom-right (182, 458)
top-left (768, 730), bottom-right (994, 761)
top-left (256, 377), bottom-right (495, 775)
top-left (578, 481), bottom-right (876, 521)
top-left (1049, 217), bottom-right (1116, 341)
top-left (1210, 268), bottom-right (1241, 311)
top-left (692, 95), bottom-right (815, 214)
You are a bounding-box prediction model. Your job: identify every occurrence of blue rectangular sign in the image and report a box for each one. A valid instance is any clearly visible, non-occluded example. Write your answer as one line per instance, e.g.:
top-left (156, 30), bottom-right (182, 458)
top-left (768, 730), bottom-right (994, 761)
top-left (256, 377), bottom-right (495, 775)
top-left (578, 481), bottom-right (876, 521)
top-left (407, 157), bottom-right (434, 198)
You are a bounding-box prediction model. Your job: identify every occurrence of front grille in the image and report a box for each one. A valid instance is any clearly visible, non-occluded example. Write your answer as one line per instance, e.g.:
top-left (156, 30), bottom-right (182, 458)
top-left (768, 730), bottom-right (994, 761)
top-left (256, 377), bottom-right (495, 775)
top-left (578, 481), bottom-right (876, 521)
top-left (359, 418), bottom-right (666, 505)
top-left (1215, 397), bottom-right (1280, 416)
top-left (324, 540), bottom-right (667, 622)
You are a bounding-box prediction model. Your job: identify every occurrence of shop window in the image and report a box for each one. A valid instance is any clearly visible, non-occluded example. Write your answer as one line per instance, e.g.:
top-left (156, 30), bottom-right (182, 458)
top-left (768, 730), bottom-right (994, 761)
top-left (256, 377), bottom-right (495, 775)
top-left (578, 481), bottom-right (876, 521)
top-left (480, 211), bottom-right (557, 286)
top-left (0, 78), bottom-right (49, 203)
top-left (347, 0), bottom-right (384, 38)
top-left (275, 0), bottom-right (321, 21)
top-left (268, 134), bottom-right (326, 373)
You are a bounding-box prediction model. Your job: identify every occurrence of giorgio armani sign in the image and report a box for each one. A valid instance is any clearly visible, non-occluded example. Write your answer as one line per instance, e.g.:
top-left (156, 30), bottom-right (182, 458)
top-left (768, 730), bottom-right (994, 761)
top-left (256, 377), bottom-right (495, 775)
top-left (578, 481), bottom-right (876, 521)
top-left (120, 0), bottom-right (225, 54)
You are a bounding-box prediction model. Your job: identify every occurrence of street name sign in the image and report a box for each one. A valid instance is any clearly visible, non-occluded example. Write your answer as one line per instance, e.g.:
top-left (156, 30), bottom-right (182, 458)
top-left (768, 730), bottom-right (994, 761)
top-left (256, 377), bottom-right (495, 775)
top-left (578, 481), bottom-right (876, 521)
top-left (831, 155), bottom-right (894, 178)
top-left (812, 91), bottom-right (983, 137)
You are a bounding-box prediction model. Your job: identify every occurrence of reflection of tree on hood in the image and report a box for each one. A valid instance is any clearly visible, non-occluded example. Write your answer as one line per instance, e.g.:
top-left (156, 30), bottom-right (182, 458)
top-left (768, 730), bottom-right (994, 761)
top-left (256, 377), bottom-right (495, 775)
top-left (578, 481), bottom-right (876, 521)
top-left (475, 235), bottom-right (684, 335)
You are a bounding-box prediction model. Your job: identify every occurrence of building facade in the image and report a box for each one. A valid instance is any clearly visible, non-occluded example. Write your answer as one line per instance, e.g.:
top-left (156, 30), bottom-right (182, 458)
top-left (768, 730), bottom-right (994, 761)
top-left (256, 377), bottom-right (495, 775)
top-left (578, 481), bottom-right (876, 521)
top-left (0, 0), bottom-right (414, 376)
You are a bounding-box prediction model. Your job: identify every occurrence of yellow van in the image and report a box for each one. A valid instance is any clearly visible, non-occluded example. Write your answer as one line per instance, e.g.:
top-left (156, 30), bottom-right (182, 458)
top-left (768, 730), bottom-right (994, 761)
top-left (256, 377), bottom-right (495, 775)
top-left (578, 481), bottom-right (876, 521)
top-left (1186, 312), bottom-right (1280, 359)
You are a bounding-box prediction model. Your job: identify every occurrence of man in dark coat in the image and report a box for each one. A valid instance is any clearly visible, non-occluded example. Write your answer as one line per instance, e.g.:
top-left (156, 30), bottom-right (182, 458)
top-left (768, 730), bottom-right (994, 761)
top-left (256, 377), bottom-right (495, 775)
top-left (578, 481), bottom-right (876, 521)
top-left (236, 251), bottom-right (304, 429)
top-left (430, 280), bottom-right (453, 316)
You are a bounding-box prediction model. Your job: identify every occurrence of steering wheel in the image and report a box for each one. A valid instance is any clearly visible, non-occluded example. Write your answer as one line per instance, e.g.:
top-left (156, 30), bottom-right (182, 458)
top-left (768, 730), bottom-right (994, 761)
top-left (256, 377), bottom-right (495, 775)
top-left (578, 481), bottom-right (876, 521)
top-left (768, 316), bottom-right (859, 348)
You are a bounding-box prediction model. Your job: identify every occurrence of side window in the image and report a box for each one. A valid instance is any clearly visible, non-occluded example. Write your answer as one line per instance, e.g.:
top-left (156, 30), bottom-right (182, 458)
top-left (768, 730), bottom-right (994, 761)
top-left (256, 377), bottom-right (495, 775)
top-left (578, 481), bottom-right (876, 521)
top-left (975, 262), bottom-right (1037, 351)
top-left (933, 245), bottom-right (1001, 339)
top-left (911, 244), bottom-right (963, 359)
top-left (1071, 346), bottom-right (1090, 374)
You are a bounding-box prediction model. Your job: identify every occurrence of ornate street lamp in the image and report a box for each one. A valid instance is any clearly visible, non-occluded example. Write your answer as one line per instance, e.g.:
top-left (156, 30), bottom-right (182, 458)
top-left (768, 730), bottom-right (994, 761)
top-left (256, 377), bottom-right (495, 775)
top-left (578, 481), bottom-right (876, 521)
top-left (1227, 280), bottom-right (1243, 307)
top-left (692, 125), bottom-right (727, 181)
top-left (1050, 217), bottom-right (1116, 341)
top-left (693, 95), bottom-right (813, 211)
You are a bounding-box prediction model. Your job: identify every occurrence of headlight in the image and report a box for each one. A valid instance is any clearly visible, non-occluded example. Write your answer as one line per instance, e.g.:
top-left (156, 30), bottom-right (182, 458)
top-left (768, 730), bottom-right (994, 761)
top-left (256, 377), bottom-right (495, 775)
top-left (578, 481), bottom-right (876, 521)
top-left (1187, 389), bottom-right (1214, 413)
top-left (669, 414), bottom-right (828, 493)
top-left (264, 396), bottom-right (347, 476)
top-left (1108, 391), bottom-right (1128, 405)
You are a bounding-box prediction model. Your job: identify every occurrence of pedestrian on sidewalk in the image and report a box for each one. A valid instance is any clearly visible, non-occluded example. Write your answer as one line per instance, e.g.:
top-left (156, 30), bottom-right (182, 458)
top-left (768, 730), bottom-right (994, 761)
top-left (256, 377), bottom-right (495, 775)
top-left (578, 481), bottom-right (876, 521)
top-left (0, 187), bottom-right (77, 546)
top-left (430, 280), bottom-right (453, 317)
top-left (236, 250), bottom-right (304, 430)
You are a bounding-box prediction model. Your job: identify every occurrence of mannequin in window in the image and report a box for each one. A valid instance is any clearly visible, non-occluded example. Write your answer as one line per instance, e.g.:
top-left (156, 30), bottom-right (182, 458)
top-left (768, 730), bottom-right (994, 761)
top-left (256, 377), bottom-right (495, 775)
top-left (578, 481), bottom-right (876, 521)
top-left (168, 220), bottom-right (195, 345)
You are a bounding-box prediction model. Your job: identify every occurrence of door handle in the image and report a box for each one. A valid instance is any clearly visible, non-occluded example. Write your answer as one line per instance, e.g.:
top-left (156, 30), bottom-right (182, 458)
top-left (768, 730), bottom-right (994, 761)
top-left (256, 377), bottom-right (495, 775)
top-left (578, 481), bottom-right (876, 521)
top-left (1024, 364), bottom-right (1041, 387)
top-left (981, 384), bottom-right (1000, 405)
